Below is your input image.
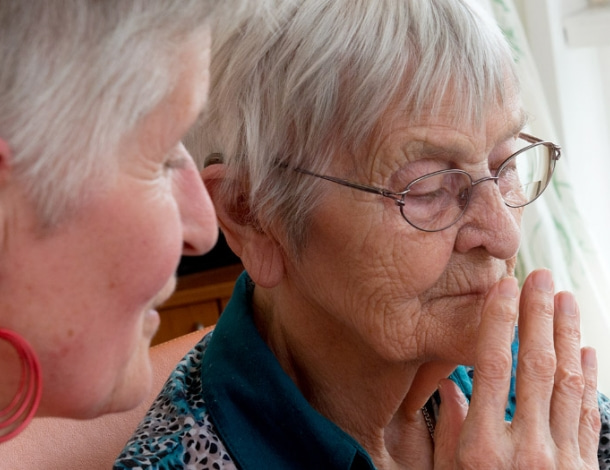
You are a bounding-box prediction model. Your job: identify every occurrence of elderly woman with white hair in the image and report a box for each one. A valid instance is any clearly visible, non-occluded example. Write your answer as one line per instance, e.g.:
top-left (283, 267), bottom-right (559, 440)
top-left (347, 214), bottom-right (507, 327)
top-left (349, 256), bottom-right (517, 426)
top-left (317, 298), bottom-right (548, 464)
top-left (0, 0), bottom-right (235, 444)
top-left (117, 0), bottom-right (610, 468)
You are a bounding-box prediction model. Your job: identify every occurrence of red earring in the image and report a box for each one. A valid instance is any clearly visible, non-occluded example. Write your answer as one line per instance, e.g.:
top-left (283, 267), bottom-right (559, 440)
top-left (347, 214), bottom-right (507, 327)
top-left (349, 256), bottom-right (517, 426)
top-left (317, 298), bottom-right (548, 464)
top-left (0, 328), bottom-right (42, 443)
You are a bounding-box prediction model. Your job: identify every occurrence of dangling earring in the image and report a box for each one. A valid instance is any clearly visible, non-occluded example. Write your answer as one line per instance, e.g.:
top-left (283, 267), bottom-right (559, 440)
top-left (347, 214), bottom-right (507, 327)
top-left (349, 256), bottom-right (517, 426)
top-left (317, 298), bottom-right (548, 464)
top-left (0, 328), bottom-right (42, 443)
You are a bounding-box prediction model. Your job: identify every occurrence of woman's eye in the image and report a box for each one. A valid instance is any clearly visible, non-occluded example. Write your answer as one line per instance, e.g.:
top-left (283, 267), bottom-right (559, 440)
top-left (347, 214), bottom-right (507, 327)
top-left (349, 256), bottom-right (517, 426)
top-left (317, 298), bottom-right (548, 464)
top-left (164, 158), bottom-right (185, 170)
top-left (164, 145), bottom-right (187, 171)
top-left (392, 159), bottom-right (448, 190)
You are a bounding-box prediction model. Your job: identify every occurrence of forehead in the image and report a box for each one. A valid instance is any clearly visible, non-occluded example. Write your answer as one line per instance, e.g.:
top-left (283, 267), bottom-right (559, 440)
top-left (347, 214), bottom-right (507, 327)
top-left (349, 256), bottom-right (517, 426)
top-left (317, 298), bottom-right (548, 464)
top-left (165, 31), bottom-right (211, 131)
top-left (130, 32), bottom-right (211, 155)
top-left (364, 79), bottom-right (526, 169)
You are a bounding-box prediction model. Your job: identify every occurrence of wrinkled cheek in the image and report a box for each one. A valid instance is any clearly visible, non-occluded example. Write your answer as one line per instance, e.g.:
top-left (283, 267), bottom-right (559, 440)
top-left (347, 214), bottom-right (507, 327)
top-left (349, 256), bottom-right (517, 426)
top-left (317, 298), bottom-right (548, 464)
top-left (416, 238), bottom-right (456, 287)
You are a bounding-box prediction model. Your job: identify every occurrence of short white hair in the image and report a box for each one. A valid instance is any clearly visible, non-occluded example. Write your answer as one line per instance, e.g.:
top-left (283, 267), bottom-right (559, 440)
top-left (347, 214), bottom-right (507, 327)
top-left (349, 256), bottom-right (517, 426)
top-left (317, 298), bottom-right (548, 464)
top-left (195, 0), bottom-right (519, 256)
top-left (0, 0), bottom-right (229, 225)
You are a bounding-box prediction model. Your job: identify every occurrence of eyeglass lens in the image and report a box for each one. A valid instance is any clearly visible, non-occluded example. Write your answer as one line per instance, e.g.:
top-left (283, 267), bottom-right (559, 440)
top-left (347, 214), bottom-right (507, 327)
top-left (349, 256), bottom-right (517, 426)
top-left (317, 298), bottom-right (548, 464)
top-left (400, 142), bottom-right (555, 231)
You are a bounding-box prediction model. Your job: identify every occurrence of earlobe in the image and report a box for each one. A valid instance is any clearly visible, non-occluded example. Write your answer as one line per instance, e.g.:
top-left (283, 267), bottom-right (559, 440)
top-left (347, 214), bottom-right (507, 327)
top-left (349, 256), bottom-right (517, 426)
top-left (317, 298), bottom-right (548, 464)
top-left (200, 163), bottom-right (285, 288)
top-left (240, 236), bottom-right (285, 288)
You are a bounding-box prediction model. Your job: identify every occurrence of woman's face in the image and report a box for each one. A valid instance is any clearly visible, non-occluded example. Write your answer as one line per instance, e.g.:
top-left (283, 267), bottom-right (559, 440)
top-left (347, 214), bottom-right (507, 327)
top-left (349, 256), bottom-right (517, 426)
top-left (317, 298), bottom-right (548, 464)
top-left (0, 34), bottom-right (217, 417)
top-left (286, 84), bottom-right (526, 366)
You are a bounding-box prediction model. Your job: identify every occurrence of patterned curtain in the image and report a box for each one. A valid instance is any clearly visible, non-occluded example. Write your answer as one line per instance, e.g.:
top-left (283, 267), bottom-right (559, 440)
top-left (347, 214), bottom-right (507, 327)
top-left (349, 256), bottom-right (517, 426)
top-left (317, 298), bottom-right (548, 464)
top-left (475, 0), bottom-right (610, 395)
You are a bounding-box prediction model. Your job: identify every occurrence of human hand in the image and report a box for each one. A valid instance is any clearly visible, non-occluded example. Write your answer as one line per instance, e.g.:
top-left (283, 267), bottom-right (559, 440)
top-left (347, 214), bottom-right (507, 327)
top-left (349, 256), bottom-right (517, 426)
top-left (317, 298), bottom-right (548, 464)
top-left (434, 269), bottom-right (601, 469)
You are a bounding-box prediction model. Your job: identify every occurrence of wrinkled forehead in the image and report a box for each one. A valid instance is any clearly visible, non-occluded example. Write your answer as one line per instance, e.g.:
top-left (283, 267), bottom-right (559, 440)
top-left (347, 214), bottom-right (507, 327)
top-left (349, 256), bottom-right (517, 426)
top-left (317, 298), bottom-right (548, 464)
top-left (350, 74), bottom-right (525, 172)
top-left (409, 74), bottom-right (524, 141)
top-left (384, 71), bottom-right (525, 135)
top-left (407, 58), bottom-right (521, 128)
top-left (333, 38), bottom-right (522, 171)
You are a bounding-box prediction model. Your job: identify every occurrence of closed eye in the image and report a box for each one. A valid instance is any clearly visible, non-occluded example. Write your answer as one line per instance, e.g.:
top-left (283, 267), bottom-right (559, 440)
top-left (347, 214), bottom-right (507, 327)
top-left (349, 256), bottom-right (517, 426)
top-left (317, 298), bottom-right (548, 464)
top-left (164, 143), bottom-right (188, 170)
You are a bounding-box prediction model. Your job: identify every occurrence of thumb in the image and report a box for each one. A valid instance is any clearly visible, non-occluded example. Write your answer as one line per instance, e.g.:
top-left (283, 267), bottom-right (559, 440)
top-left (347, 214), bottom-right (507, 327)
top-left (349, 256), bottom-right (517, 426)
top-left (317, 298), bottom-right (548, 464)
top-left (433, 378), bottom-right (468, 469)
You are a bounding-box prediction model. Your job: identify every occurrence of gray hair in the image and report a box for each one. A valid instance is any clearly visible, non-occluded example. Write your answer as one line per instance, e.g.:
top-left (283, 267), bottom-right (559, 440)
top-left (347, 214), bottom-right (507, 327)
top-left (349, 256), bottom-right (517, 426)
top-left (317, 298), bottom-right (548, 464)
top-left (195, 0), bottom-right (519, 256)
top-left (0, 0), bottom-right (231, 225)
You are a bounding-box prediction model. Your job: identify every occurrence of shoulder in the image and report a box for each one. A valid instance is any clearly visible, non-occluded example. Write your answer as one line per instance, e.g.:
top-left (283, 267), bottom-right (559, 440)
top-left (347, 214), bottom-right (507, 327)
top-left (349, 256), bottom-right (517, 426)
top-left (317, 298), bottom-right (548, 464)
top-left (114, 332), bottom-right (236, 469)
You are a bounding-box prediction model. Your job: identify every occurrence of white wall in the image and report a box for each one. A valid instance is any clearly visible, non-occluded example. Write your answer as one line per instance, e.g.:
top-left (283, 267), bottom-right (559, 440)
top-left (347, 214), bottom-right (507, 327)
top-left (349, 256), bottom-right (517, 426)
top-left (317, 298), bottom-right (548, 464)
top-left (519, 0), bottom-right (610, 292)
top-left (561, 46), bottom-right (610, 268)
top-left (602, 48), bottom-right (610, 138)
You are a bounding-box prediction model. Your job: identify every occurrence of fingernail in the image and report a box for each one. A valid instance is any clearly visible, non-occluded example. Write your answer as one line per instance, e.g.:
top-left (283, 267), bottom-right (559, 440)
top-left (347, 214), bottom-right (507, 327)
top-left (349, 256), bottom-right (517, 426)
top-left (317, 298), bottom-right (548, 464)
top-left (499, 277), bottom-right (519, 299)
top-left (582, 347), bottom-right (597, 370)
top-left (557, 292), bottom-right (577, 316)
top-left (533, 269), bottom-right (554, 293)
top-left (438, 379), bottom-right (468, 406)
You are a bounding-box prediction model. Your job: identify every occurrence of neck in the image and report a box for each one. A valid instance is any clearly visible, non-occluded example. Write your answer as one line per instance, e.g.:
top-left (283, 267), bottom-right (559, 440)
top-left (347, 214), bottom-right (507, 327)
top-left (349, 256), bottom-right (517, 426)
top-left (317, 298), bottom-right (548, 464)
top-left (252, 286), bottom-right (457, 469)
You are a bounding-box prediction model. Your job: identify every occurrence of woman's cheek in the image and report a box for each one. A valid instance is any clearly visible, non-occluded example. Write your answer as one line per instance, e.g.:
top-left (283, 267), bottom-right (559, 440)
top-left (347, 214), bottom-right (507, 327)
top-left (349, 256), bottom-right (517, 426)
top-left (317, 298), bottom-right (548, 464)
top-left (401, 235), bottom-right (455, 293)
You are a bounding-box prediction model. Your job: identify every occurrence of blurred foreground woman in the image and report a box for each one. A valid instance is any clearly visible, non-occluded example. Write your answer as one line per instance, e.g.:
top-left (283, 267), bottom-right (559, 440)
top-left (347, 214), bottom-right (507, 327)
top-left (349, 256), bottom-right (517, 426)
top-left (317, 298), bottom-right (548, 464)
top-left (0, 0), bottom-right (227, 443)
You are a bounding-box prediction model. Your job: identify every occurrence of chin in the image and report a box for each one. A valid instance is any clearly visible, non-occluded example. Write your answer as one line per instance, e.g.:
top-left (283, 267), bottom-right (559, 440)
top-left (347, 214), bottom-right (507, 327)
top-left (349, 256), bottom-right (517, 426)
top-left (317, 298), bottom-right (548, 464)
top-left (142, 308), bottom-right (161, 340)
top-left (99, 341), bottom-right (155, 417)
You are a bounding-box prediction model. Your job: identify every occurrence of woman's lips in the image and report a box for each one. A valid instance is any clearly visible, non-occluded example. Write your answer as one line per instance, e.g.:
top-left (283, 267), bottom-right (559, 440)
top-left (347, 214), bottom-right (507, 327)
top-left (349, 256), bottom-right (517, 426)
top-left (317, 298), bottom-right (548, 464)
top-left (143, 276), bottom-right (176, 339)
top-left (144, 276), bottom-right (176, 339)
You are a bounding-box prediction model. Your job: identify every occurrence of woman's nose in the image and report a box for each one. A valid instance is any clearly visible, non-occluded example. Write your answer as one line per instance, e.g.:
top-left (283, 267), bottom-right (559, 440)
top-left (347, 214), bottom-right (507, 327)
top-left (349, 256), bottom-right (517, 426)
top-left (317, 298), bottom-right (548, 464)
top-left (453, 180), bottom-right (522, 259)
top-left (173, 146), bottom-right (218, 256)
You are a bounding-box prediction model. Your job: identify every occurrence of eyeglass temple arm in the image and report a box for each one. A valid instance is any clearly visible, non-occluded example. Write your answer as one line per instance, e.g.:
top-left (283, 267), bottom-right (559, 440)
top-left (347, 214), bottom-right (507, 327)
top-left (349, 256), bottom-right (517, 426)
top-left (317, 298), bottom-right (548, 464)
top-left (292, 167), bottom-right (404, 201)
top-left (519, 132), bottom-right (562, 161)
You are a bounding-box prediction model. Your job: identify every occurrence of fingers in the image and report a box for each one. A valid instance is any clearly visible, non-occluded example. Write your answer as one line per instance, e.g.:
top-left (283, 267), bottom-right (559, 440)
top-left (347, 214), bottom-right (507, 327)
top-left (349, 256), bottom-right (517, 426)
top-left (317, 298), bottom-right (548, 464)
top-left (441, 279), bottom-right (518, 468)
top-left (454, 269), bottom-right (600, 468)
top-left (579, 347), bottom-right (601, 465)
top-left (549, 292), bottom-right (583, 446)
top-left (468, 276), bottom-right (519, 433)
top-left (434, 379), bottom-right (468, 469)
top-left (514, 271), bottom-right (599, 466)
top-left (513, 269), bottom-right (556, 430)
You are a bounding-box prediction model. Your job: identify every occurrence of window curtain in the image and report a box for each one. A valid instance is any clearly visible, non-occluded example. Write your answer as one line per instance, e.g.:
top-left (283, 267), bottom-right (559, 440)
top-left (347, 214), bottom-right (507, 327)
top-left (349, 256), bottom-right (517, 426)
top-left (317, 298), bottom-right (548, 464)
top-left (476, 0), bottom-right (610, 395)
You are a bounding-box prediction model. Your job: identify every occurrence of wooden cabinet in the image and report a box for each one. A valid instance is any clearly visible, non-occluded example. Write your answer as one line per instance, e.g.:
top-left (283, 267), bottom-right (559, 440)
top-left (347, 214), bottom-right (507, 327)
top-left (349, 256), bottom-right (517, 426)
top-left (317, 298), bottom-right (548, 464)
top-left (152, 263), bottom-right (243, 346)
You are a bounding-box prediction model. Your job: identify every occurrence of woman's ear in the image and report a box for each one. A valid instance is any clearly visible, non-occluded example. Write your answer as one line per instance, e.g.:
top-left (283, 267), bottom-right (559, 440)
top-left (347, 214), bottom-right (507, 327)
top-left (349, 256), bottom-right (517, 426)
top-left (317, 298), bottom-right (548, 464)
top-left (201, 163), bottom-right (285, 288)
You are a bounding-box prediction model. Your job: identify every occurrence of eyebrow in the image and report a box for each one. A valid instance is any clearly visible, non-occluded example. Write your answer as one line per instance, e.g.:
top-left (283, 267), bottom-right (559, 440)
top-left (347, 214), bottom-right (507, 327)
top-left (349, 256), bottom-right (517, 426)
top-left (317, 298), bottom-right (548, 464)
top-left (503, 109), bottom-right (529, 141)
top-left (408, 110), bottom-right (530, 163)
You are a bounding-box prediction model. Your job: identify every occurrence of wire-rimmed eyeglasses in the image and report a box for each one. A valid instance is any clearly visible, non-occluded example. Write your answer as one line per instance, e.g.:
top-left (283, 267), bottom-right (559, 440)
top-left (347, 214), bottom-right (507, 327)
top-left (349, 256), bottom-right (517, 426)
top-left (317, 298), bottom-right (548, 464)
top-left (291, 133), bottom-right (561, 232)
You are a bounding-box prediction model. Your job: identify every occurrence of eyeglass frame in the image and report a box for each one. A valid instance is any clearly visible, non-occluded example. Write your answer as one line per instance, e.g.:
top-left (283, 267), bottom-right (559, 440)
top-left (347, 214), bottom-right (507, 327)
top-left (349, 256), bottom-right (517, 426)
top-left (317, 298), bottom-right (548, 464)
top-left (289, 132), bottom-right (561, 232)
